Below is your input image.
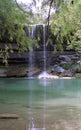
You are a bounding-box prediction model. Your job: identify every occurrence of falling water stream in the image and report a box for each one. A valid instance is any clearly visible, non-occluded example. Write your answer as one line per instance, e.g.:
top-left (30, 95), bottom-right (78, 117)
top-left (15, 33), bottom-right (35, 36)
top-left (28, 25), bottom-right (36, 77)
top-left (28, 24), bottom-right (49, 78)
top-left (43, 24), bottom-right (46, 72)
top-left (38, 24), bottom-right (51, 78)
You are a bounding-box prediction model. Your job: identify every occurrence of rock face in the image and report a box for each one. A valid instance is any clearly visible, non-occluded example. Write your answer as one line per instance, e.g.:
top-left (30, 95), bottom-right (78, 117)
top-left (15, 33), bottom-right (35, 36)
top-left (0, 24), bottom-right (77, 69)
top-left (0, 51), bottom-right (81, 78)
top-left (0, 24), bottom-right (81, 78)
top-left (0, 68), bottom-right (7, 77)
top-left (59, 55), bottom-right (72, 62)
top-left (53, 66), bottom-right (65, 73)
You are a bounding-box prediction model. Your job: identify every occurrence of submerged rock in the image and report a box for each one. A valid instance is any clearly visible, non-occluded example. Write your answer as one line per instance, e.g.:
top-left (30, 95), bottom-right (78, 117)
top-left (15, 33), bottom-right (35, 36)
top-left (0, 114), bottom-right (19, 119)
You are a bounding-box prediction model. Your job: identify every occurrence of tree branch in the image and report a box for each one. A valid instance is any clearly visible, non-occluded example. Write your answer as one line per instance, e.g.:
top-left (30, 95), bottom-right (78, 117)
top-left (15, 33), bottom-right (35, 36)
top-left (47, 0), bottom-right (53, 26)
top-left (14, 0), bottom-right (36, 15)
top-left (14, 0), bottom-right (27, 13)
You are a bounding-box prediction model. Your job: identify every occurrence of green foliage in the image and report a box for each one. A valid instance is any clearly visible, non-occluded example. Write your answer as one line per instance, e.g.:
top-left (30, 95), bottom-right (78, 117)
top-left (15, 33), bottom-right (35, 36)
top-left (51, 0), bottom-right (81, 53)
top-left (0, 0), bottom-right (38, 65)
top-left (72, 64), bottom-right (81, 73)
top-left (75, 73), bottom-right (81, 79)
top-left (62, 62), bottom-right (81, 72)
top-left (61, 63), bottom-right (73, 70)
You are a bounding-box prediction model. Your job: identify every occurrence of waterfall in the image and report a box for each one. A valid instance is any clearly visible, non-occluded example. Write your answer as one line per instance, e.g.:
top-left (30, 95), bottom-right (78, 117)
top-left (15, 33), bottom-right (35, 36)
top-left (28, 25), bottom-right (36, 77)
top-left (43, 24), bottom-right (46, 72)
top-left (38, 24), bottom-right (50, 78)
top-left (40, 24), bottom-right (49, 78)
top-left (28, 24), bottom-right (51, 78)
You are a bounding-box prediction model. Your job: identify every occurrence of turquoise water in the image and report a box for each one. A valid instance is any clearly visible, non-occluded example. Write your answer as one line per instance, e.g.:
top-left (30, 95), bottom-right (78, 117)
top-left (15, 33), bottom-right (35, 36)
top-left (0, 78), bottom-right (81, 130)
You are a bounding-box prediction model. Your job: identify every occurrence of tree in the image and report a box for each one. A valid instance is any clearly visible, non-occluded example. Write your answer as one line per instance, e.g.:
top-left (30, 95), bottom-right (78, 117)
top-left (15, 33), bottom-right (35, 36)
top-left (50, 0), bottom-right (81, 53)
top-left (0, 0), bottom-right (37, 65)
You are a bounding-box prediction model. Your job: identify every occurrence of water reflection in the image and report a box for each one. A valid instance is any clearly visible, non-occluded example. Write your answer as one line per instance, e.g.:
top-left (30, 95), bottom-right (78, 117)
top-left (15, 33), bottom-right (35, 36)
top-left (0, 78), bottom-right (81, 130)
top-left (39, 79), bottom-right (52, 87)
top-left (27, 79), bottom-right (47, 130)
top-left (26, 79), bottom-right (81, 130)
top-left (28, 80), bottom-right (34, 130)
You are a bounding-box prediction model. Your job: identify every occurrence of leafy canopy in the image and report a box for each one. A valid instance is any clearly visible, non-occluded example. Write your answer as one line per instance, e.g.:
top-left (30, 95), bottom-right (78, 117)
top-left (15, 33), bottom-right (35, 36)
top-left (0, 0), bottom-right (38, 65)
top-left (51, 0), bottom-right (81, 53)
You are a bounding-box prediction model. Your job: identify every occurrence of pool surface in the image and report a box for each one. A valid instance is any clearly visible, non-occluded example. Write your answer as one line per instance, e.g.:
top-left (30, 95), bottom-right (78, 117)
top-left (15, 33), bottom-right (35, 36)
top-left (0, 78), bottom-right (81, 130)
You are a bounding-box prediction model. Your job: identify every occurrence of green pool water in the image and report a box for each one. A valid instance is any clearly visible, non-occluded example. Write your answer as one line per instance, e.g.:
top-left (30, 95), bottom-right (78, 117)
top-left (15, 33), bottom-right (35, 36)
top-left (0, 78), bottom-right (81, 130)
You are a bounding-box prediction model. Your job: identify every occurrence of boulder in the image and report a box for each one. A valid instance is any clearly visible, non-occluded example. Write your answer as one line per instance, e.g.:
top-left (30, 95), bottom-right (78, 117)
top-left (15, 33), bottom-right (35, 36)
top-left (60, 70), bottom-right (73, 77)
top-left (59, 55), bottom-right (71, 62)
top-left (54, 65), bottom-right (65, 73)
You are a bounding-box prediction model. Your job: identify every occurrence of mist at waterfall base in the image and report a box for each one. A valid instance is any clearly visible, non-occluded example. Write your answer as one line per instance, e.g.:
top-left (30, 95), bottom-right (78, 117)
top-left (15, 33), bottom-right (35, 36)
top-left (0, 78), bottom-right (81, 130)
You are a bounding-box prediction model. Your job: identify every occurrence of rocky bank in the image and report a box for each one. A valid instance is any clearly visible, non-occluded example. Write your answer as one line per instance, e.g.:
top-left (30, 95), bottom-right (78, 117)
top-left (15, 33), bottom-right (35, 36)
top-left (0, 51), bottom-right (81, 78)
